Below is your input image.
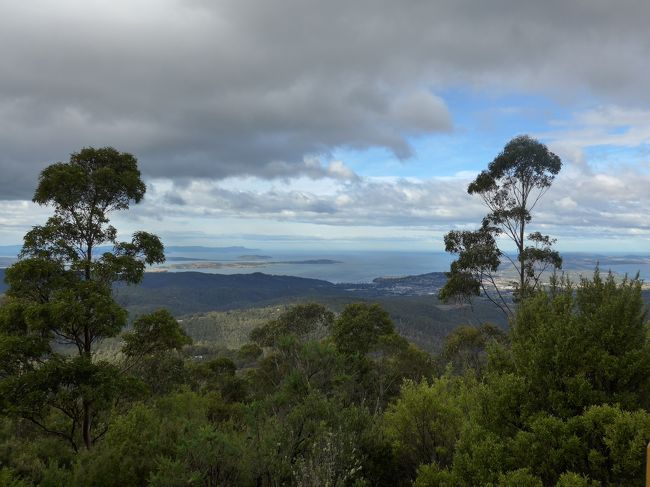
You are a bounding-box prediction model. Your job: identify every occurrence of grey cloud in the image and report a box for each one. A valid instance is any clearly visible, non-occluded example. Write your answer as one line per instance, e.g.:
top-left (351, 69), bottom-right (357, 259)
top-left (163, 193), bottom-right (187, 206)
top-left (2, 0), bottom-right (650, 197)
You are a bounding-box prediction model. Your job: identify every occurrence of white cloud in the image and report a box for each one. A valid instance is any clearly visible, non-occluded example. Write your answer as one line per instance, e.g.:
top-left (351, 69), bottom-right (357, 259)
top-left (129, 162), bottom-right (650, 246)
top-left (326, 160), bottom-right (358, 181)
top-left (5, 162), bottom-right (650, 251)
top-left (542, 105), bottom-right (650, 167)
top-left (554, 196), bottom-right (578, 210)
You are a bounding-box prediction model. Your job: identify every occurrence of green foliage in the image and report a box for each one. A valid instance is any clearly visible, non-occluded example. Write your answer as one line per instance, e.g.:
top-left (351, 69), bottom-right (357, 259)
top-left (384, 377), bottom-right (464, 479)
top-left (555, 472), bottom-right (601, 487)
top-left (292, 429), bottom-right (363, 487)
top-left (249, 334), bottom-right (347, 401)
top-left (495, 469), bottom-right (543, 487)
top-left (1, 270), bottom-right (648, 485)
top-left (441, 135), bottom-right (563, 312)
top-left (32, 147), bottom-right (145, 211)
top-left (238, 342), bottom-right (263, 361)
top-left (0, 353), bottom-right (144, 450)
top-left (0, 415), bottom-right (75, 486)
top-left (71, 405), bottom-right (160, 485)
top-left (189, 356), bottom-right (248, 402)
top-left (413, 463), bottom-right (458, 487)
top-left (39, 462), bottom-right (74, 487)
top-left (122, 309), bottom-right (192, 360)
top-left (71, 390), bottom-right (231, 486)
top-left (440, 272), bottom-right (650, 486)
top-left (126, 352), bottom-right (189, 396)
top-left (510, 271), bottom-right (650, 416)
top-left (439, 225), bottom-right (500, 306)
top-left (0, 468), bottom-right (31, 487)
top-left (109, 282), bottom-right (508, 353)
top-left (0, 147), bottom-right (182, 451)
top-left (332, 302), bottom-right (394, 355)
top-left (367, 333), bottom-right (434, 413)
top-left (250, 302), bottom-right (334, 347)
top-left (442, 323), bottom-right (507, 375)
top-left (148, 424), bottom-right (251, 486)
top-left (178, 305), bottom-right (288, 351)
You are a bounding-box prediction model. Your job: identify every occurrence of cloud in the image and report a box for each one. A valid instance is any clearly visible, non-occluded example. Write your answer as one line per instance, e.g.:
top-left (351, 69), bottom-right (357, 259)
top-left (6, 162), bottom-right (650, 249)
top-left (3, 0), bottom-right (650, 198)
top-left (542, 106), bottom-right (650, 164)
top-left (123, 159), bottom-right (650, 247)
top-left (135, 175), bottom-right (481, 227)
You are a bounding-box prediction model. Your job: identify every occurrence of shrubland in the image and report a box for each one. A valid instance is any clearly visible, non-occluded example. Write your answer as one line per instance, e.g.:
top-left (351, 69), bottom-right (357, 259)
top-left (2, 272), bottom-right (650, 485)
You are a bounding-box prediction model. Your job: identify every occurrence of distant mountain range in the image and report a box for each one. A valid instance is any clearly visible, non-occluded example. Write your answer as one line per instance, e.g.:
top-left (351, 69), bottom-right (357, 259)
top-left (0, 267), bottom-right (446, 301)
top-left (113, 271), bottom-right (343, 316)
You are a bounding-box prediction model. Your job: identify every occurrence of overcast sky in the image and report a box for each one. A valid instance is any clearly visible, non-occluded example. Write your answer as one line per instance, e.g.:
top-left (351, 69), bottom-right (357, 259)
top-left (2, 0), bottom-right (650, 252)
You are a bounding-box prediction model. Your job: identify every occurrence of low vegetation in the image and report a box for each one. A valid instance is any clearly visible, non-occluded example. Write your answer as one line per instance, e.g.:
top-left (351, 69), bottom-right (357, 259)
top-left (3, 273), bottom-right (650, 485)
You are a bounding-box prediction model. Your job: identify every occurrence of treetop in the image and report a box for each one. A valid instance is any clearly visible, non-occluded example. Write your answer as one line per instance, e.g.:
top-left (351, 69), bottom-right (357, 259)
top-left (468, 135), bottom-right (562, 195)
top-left (33, 147), bottom-right (146, 213)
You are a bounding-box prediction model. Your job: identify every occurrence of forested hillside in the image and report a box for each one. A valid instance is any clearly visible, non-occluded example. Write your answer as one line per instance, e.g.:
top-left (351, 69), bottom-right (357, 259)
top-left (112, 271), bottom-right (344, 316)
top-left (175, 294), bottom-right (506, 352)
top-left (2, 267), bottom-right (506, 352)
top-left (3, 273), bottom-right (650, 485)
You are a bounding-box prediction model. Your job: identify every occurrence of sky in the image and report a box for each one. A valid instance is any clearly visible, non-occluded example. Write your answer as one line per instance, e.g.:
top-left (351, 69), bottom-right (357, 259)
top-left (2, 0), bottom-right (650, 253)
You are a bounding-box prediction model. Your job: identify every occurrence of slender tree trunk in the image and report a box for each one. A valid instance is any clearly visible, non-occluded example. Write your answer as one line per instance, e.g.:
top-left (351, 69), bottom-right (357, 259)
top-left (83, 401), bottom-right (92, 449)
top-left (519, 217), bottom-right (526, 300)
top-left (85, 242), bottom-right (92, 281)
top-left (82, 241), bottom-right (93, 449)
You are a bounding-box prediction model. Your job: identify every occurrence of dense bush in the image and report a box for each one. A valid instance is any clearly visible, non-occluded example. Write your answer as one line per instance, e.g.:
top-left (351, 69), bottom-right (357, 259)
top-left (1, 272), bottom-right (649, 485)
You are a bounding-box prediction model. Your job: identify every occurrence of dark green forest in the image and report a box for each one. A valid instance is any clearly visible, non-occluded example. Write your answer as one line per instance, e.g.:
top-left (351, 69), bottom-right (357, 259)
top-left (2, 143), bottom-right (650, 486)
